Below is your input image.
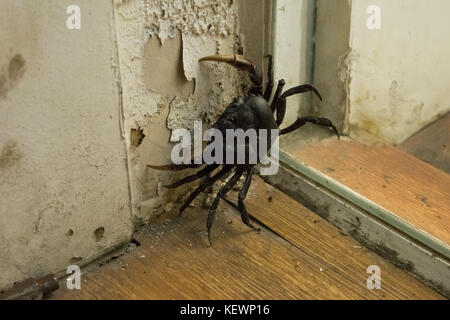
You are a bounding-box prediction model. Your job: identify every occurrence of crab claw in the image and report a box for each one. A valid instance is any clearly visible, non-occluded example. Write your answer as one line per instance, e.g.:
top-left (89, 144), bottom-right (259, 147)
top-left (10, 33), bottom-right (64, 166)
top-left (199, 54), bottom-right (256, 70)
top-left (199, 54), bottom-right (262, 86)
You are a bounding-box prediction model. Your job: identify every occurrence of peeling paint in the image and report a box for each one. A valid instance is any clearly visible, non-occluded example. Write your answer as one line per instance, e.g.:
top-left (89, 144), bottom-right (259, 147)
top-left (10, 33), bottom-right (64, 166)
top-left (130, 128), bottom-right (145, 148)
top-left (114, 0), bottom-right (248, 223)
top-left (337, 49), bottom-right (358, 84)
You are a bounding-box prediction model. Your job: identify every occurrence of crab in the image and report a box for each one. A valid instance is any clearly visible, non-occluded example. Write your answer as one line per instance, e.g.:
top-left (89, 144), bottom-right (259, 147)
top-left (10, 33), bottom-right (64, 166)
top-left (148, 54), bottom-right (339, 244)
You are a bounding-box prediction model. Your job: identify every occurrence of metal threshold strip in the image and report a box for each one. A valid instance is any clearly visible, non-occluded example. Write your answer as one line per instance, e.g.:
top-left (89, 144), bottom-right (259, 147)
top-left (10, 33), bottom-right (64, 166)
top-left (278, 150), bottom-right (450, 260)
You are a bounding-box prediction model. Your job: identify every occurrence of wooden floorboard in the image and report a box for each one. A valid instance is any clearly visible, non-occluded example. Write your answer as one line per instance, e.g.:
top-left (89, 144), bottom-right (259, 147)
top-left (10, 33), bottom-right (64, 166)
top-left (291, 139), bottom-right (450, 246)
top-left (50, 179), bottom-right (442, 300)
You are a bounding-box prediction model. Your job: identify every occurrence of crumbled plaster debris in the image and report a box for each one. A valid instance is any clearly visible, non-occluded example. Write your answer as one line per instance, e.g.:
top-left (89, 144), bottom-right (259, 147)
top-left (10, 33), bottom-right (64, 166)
top-left (142, 0), bottom-right (237, 42)
top-left (163, 202), bottom-right (173, 213)
top-left (126, 243), bottom-right (138, 253)
top-left (337, 49), bottom-right (360, 84)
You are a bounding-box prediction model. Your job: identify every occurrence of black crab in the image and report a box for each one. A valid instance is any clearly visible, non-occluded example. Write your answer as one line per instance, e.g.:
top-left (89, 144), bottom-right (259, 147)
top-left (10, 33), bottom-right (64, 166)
top-left (148, 54), bottom-right (339, 244)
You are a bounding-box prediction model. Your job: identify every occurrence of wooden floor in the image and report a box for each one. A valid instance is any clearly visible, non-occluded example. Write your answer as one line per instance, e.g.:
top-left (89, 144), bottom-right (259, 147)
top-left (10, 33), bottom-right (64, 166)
top-left (291, 139), bottom-right (450, 246)
top-left (400, 112), bottom-right (450, 174)
top-left (50, 178), bottom-right (442, 300)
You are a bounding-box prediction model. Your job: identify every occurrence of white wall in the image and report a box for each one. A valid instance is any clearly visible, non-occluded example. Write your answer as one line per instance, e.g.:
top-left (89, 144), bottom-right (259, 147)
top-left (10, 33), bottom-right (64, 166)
top-left (313, 0), bottom-right (352, 131)
top-left (348, 0), bottom-right (450, 143)
top-left (0, 0), bottom-right (132, 290)
top-left (0, 0), bottom-right (255, 291)
top-left (274, 0), bottom-right (316, 128)
top-left (314, 0), bottom-right (450, 144)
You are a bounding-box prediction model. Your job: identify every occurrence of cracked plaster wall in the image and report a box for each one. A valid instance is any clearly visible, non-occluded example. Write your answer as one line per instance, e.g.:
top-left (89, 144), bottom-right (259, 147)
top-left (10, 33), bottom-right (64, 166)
top-left (113, 0), bottom-right (252, 224)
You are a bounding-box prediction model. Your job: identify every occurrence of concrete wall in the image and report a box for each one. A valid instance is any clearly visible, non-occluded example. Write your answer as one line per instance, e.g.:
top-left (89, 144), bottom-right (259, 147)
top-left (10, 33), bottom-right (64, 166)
top-left (0, 0), bottom-right (132, 290)
top-left (313, 0), bottom-right (352, 132)
top-left (313, 0), bottom-right (450, 144)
